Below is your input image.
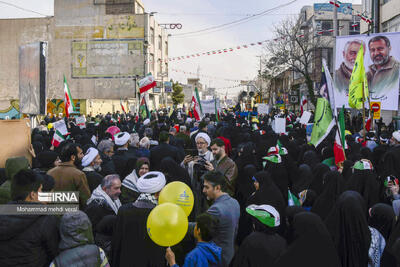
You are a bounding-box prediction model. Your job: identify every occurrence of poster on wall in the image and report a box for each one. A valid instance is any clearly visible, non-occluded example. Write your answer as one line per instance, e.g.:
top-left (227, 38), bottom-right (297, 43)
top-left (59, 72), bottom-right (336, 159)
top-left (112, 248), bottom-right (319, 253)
top-left (19, 42), bottom-right (46, 115)
top-left (334, 32), bottom-right (400, 110)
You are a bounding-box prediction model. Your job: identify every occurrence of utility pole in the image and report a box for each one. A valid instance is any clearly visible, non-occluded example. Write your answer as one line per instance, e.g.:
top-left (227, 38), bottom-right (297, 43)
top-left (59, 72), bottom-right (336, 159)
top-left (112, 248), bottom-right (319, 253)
top-left (373, 0), bottom-right (379, 33)
top-left (257, 55), bottom-right (262, 99)
top-left (332, 0), bottom-right (338, 116)
top-left (333, 1), bottom-right (338, 37)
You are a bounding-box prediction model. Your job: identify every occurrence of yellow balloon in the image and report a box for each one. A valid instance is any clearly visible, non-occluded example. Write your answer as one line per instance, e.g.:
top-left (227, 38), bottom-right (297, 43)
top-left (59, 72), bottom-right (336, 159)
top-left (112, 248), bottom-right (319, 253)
top-left (159, 181), bottom-right (194, 217)
top-left (147, 203), bottom-right (188, 247)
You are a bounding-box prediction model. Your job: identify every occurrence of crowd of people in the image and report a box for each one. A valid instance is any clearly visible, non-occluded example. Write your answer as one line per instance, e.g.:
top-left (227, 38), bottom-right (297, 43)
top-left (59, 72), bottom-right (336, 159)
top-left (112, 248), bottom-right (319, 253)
top-left (1, 108), bottom-right (400, 267)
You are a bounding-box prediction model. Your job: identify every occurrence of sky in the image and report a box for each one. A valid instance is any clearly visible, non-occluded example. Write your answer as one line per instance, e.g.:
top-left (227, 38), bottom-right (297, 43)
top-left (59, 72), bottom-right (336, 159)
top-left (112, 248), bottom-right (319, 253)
top-left (0, 0), bottom-right (361, 98)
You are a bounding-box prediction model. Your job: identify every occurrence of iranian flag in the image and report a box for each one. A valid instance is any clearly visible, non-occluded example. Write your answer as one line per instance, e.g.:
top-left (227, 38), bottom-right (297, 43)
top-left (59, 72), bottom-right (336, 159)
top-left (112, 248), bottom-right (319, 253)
top-left (52, 130), bottom-right (65, 147)
top-left (300, 94), bottom-right (307, 115)
top-left (191, 87), bottom-right (203, 121)
top-left (138, 73), bottom-right (157, 94)
top-left (63, 76), bottom-right (75, 118)
top-left (365, 116), bottom-right (372, 132)
top-left (334, 106), bottom-right (347, 167)
top-left (120, 99), bottom-right (127, 114)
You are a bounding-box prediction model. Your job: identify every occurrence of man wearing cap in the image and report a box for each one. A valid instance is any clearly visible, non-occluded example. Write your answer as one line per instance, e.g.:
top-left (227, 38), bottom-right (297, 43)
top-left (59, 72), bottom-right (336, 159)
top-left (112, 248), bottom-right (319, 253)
top-left (112, 132), bottom-right (137, 178)
top-left (150, 131), bottom-right (184, 171)
top-left (111, 171), bottom-right (167, 267)
top-left (231, 204), bottom-right (287, 266)
top-left (82, 147), bottom-right (104, 193)
top-left (85, 174), bottom-right (122, 232)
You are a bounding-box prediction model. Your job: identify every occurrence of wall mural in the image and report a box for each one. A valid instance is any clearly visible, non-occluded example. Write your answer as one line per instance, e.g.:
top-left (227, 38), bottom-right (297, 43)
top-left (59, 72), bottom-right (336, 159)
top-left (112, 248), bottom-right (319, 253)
top-left (47, 99), bottom-right (84, 116)
top-left (0, 100), bottom-right (20, 119)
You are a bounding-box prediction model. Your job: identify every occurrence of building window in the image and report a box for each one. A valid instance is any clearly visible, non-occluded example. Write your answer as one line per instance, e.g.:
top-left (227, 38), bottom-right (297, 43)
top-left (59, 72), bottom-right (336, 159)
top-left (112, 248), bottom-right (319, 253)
top-left (105, 0), bottom-right (134, 15)
top-left (158, 35), bottom-right (162, 50)
top-left (382, 15), bottom-right (400, 32)
top-left (150, 54), bottom-right (154, 73)
top-left (315, 20), bottom-right (333, 36)
top-left (150, 27), bottom-right (154, 45)
top-left (349, 16), bottom-right (361, 35)
top-left (321, 48), bottom-right (333, 72)
top-left (165, 41), bottom-right (168, 55)
top-left (157, 59), bottom-right (162, 74)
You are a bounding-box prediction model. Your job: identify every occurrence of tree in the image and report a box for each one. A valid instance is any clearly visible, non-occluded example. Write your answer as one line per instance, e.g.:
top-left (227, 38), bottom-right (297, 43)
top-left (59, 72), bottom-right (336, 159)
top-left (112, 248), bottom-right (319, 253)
top-left (171, 82), bottom-right (185, 106)
top-left (264, 17), bottom-right (331, 106)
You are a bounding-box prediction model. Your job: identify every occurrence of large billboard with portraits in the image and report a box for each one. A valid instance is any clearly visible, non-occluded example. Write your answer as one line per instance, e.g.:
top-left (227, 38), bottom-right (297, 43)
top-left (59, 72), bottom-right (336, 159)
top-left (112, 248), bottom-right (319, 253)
top-left (334, 32), bottom-right (400, 110)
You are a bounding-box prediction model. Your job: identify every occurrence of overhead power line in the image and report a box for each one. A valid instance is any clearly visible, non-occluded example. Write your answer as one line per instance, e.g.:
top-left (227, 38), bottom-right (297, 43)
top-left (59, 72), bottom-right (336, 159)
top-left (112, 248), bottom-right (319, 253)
top-left (170, 0), bottom-right (298, 38)
top-left (157, 12), bottom-right (298, 17)
top-left (0, 0), bottom-right (50, 17)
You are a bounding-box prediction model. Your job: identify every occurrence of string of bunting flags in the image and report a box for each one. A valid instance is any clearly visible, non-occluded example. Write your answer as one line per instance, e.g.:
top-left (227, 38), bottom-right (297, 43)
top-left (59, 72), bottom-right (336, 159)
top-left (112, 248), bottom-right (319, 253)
top-left (170, 68), bottom-right (242, 82)
top-left (313, 25), bottom-right (345, 36)
top-left (213, 84), bottom-right (244, 90)
top-left (164, 40), bottom-right (268, 62)
top-left (154, 26), bottom-right (347, 63)
top-left (328, 0), bottom-right (373, 24)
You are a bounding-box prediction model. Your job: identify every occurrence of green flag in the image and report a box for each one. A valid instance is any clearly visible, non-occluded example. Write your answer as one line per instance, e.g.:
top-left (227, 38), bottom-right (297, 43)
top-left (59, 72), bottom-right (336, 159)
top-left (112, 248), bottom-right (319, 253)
top-left (288, 189), bottom-right (300, 206)
top-left (195, 87), bottom-right (203, 114)
top-left (310, 97), bottom-right (335, 147)
top-left (215, 99), bottom-right (219, 122)
top-left (310, 66), bottom-right (335, 147)
top-left (139, 95), bottom-right (150, 120)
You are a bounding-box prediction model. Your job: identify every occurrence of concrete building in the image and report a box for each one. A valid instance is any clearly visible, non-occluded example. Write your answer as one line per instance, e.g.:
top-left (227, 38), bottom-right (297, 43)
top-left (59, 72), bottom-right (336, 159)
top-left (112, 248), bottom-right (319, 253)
top-left (183, 78), bottom-right (203, 101)
top-left (361, 0), bottom-right (400, 33)
top-left (299, 3), bottom-right (362, 69)
top-left (0, 0), bottom-right (169, 117)
top-left (279, 3), bottom-right (360, 110)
